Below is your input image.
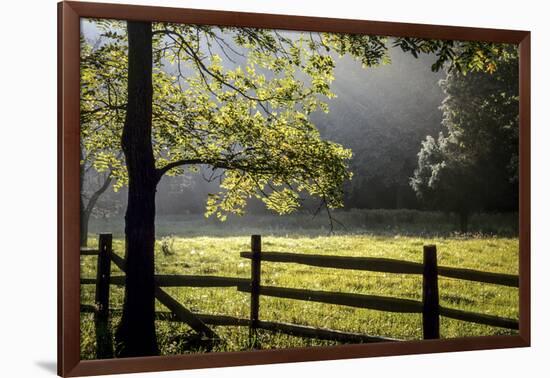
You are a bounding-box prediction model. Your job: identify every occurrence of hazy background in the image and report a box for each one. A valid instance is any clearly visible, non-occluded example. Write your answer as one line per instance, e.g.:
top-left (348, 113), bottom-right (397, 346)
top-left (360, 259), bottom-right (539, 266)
top-left (81, 21), bottom-right (517, 238)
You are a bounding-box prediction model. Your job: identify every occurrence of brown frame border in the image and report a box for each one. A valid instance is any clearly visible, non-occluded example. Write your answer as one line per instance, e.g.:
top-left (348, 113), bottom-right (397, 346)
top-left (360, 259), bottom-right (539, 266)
top-left (58, 1), bottom-right (531, 376)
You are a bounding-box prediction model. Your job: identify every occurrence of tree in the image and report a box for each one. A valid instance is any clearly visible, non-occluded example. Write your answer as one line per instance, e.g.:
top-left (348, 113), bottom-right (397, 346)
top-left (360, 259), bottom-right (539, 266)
top-left (111, 22), bottom-right (156, 356)
top-left (79, 157), bottom-right (112, 246)
top-left (80, 33), bottom-right (127, 246)
top-left (410, 50), bottom-right (519, 232)
top-left (81, 19), bottom-right (512, 356)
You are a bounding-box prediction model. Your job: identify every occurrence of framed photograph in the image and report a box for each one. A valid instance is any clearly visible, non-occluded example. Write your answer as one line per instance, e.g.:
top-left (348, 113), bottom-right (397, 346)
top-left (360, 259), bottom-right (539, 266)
top-left (58, 1), bottom-right (530, 376)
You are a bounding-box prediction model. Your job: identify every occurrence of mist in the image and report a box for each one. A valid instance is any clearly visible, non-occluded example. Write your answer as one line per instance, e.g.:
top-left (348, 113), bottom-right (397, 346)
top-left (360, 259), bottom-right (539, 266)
top-left (81, 21), bottom-right (518, 237)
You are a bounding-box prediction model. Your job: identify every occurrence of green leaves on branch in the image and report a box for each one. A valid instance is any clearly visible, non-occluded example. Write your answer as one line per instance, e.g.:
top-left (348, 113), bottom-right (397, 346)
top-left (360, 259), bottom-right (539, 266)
top-left (81, 19), bottom-right (517, 219)
top-left (393, 37), bottom-right (515, 74)
top-left (80, 29), bottom-right (128, 191)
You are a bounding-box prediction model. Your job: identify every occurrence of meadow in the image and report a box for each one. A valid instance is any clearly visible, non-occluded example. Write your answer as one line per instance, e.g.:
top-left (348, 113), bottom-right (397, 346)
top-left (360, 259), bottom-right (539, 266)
top-left (80, 210), bottom-right (519, 359)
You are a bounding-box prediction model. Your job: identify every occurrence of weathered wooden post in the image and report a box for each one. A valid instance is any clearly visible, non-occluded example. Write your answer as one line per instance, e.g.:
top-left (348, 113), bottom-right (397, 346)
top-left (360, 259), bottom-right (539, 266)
top-left (249, 234), bottom-right (262, 348)
top-left (422, 245), bottom-right (440, 339)
top-left (95, 233), bottom-right (113, 358)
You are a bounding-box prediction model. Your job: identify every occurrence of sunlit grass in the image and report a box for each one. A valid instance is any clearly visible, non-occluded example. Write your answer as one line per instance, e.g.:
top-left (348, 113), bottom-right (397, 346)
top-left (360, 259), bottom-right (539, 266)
top-left (80, 233), bottom-right (518, 359)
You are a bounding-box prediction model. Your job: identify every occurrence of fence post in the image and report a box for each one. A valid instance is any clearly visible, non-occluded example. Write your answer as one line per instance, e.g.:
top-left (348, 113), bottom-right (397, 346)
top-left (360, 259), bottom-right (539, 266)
top-left (94, 233), bottom-right (113, 358)
top-left (422, 245), bottom-right (440, 339)
top-left (249, 234), bottom-right (262, 348)
top-left (95, 233), bottom-right (112, 319)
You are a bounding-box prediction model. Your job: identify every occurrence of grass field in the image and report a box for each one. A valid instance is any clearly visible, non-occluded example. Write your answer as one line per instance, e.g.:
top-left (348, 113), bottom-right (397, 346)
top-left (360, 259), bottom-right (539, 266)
top-left (80, 212), bottom-right (519, 359)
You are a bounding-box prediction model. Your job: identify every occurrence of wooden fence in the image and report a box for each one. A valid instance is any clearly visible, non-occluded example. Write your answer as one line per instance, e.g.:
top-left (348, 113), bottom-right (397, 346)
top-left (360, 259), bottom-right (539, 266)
top-left (80, 233), bottom-right (519, 351)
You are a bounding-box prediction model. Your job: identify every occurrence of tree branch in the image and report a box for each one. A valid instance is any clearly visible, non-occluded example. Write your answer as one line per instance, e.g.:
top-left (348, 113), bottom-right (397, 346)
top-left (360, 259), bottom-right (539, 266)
top-left (156, 159), bottom-right (210, 178)
top-left (84, 172), bottom-right (113, 215)
top-left (156, 156), bottom-right (277, 180)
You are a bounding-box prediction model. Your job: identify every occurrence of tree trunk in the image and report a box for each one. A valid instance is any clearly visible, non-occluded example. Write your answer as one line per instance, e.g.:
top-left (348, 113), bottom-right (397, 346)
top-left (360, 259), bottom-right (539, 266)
top-left (80, 148), bottom-right (113, 247)
top-left (114, 21), bottom-right (159, 357)
top-left (80, 206), bottom-right (90, 247)
top-left (80, 148), bottom-right (88, 247)
top-left (80, 175), bottom-right (112, 247)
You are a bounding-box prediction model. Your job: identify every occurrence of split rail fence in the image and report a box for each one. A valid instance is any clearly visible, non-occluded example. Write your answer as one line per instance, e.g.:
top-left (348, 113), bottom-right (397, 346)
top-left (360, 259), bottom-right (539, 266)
top-left (80, 233), bottom-right (519, 354)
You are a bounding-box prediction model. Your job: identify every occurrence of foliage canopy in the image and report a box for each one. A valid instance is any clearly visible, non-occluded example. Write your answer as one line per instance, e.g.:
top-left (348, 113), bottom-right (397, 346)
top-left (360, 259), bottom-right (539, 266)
top-left (410, 48), bottom-right (519, 222)
top-left (81, 20), bottom-right (514, 221)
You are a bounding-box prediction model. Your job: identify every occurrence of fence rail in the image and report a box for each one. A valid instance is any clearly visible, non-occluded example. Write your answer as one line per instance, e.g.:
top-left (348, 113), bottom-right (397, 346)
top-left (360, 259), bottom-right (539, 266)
top-left (80, 233), bottom-right (519, 353)
top-left (81, 275), bottom-right (247, 287)
top-left (80, 304), bottom-right (397, 343)
top-left (240, 251), bottom-right (519, 287)
top-left (439, 306), bottom-right (518, 329)
top-left (237, 284), bottom-right (424, 313)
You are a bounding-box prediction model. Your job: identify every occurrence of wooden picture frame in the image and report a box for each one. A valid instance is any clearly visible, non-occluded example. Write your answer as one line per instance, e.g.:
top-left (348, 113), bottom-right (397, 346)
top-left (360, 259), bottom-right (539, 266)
top-left (58, 1), bottom-right (531, 376)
